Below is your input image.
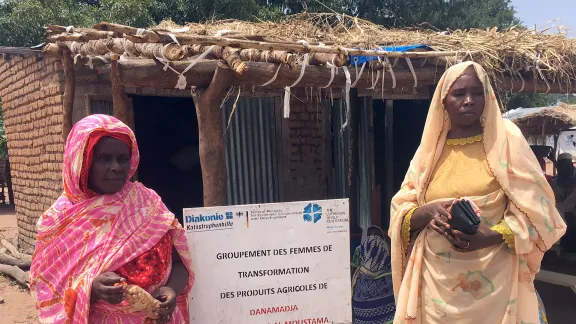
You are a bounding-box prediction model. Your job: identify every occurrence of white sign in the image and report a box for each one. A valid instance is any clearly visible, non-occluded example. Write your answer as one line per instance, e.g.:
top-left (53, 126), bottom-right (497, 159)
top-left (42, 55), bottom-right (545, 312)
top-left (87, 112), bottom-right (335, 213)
top-left (558, 130), bottom-right (576, 158)
top-left (184, 199), bottom-right (352, 324)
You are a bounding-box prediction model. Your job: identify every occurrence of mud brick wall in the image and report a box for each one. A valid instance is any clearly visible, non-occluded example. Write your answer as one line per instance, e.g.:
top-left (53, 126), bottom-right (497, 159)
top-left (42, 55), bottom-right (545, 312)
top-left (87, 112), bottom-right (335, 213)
top-left (283, 89), bottom-right (328, 201)
top-left (0, 54), bottom-right (65, 250)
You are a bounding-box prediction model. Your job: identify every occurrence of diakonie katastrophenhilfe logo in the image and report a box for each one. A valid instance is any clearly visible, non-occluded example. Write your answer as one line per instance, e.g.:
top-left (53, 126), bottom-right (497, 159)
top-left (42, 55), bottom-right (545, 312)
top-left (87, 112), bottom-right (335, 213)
top-left (303, 203), bottom-right (323, 223)
top-left (185, 211), bottom-right (234, 231)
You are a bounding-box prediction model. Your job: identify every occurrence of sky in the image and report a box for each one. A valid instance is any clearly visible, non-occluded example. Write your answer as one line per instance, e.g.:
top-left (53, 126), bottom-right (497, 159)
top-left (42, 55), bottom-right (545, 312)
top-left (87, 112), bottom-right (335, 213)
top-left (511, 0), bottom-right (575, 37)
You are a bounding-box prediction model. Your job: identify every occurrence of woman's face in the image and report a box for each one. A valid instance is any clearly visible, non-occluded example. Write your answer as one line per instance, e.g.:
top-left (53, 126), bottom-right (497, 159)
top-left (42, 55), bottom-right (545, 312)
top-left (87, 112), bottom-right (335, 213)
top-left (88, 137), bottom-right (131, 195)
top-left (444, 66), bottom-right (486, 127)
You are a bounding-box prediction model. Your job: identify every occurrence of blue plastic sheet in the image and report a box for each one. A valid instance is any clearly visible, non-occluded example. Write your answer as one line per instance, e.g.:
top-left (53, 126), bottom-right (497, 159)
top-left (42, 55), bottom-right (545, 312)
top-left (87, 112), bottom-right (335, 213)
top-left (349, 44), bottom-right (432, 65)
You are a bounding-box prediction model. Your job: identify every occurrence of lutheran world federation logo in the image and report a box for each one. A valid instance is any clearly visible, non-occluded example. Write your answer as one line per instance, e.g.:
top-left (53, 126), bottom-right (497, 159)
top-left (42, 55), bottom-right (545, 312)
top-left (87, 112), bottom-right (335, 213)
top-left (303, 203), bottom-right (322, 223)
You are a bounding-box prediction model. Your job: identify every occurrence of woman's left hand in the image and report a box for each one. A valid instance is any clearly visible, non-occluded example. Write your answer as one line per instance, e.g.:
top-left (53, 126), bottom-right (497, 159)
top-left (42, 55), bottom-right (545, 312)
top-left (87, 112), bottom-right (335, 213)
top-left (152, 286), bottom-right (177, 323)
top-left (450, 224), bottom-right (503, 252)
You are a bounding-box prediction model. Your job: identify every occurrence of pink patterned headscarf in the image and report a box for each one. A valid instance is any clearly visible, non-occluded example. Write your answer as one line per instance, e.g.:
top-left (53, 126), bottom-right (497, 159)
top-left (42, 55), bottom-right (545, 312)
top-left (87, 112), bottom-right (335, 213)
top-left (30, 115), bottom-right (194, 323)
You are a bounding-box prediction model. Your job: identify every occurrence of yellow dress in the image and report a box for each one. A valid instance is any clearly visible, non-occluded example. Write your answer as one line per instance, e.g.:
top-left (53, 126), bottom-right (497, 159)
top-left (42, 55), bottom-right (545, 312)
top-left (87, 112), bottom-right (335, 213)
top-left (403, 134), bottom-right (515, 251)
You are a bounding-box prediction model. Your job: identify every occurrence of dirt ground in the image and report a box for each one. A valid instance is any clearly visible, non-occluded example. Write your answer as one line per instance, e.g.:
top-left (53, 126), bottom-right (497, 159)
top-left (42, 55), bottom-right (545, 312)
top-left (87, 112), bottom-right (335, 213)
top-left (0, 207), bottom-right (38, 324)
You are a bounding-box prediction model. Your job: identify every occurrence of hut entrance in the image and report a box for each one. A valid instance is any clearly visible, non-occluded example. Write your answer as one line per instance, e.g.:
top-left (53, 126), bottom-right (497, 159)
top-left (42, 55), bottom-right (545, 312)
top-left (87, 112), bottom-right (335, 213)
top-left (132, 95), bottom-right (203, 224)
top-left (373, 99), bottom-right (430, 229)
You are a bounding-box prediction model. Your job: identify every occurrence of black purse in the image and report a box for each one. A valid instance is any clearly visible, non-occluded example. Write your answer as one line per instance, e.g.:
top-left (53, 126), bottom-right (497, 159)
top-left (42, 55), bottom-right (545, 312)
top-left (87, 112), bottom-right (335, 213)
top-left (449, 200), bottom-right (481, 235)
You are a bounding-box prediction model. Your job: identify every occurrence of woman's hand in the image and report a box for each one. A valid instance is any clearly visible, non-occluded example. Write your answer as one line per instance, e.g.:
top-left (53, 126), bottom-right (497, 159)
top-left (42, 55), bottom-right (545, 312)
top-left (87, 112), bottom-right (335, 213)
top-left (152, 286), bottom-right (178, 323)
top-left (91, 272), bottom-right (126, 304)
top-left (412, 201), bottom-right (452, 232)
top-left (451, 224), bottom-right (504, 252)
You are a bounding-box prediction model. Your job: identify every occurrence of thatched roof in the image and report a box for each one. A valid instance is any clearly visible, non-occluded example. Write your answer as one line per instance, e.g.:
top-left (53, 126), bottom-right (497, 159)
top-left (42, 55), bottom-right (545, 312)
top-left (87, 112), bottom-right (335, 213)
top-left (40, 13), bottom-right (576, 93)
top-left (513, 103), bottom-right (576, 136)
top-left (156, 14), bottom-right (576, 81)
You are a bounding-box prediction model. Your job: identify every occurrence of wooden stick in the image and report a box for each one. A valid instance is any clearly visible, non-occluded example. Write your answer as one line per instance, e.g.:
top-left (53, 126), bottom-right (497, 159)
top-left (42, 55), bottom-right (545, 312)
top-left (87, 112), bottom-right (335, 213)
top-left (93, 22), bottom-right (161, 42)
top-left (221, 48), bottom-right (248, 75)
top-left (110, 55), bottom-right (130, 124)
top-left (186, 45), bottom-right (300, 68)
top-left (62, 48), bottom-right (75, 141)
top-left (0, 239), bottom-right (23, 259)
top-left (347, 88), bottom-right (360, 232)
top-left (47, 30), bottom-right (115, 42)
top-left (0, 264), bottom-right (30, 287)
top-left (191, 61), bottom-right (232, 206)
top-left (309, 52), bottom-right (348, 67)
top-left (42, 43), bottom-right (61, 56)
top-left (0, 252), bottom-right (31, 268)
top-left (46, 25), bottom-right (113, 35)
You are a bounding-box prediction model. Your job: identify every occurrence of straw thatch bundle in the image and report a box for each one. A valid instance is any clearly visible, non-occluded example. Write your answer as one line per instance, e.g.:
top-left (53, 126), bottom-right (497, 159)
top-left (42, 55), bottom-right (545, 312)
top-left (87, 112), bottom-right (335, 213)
top-left (514, 103), bottom-right (576, 136)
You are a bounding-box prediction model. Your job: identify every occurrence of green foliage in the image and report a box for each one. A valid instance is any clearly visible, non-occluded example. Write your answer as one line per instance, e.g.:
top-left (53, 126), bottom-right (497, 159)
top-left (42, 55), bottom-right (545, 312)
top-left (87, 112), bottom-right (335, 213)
top-left (0, 0), bottom-right (101, 47)
top-left (501, 93), bottom-right (576, 111)
top-left (98, 0), bottom-right (160, 27)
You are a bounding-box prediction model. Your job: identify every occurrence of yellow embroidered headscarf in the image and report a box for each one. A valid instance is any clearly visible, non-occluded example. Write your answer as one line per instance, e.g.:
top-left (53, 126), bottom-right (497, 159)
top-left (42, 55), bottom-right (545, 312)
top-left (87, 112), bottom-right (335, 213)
top-left (389, 61), bottom-right (566, 321)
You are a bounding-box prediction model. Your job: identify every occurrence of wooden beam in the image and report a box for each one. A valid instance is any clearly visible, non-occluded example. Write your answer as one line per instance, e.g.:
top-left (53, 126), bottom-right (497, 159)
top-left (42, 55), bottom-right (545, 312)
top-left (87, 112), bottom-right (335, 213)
top-left (96, 59), bottom-right (444, 89)
top-left (192, 61), bottom-right (233, 207)
top-left (95, 59), bottom-right (576, 94)
top-left (384, 100), bottom-right (394, 219)
top-left (110, 55), bottom-right (130, 124)
top-left (61, 48), bottom-right (75, 140)
top-left (0, 46), bottom-right (42, 57)
top-left (347, 89), bottom-right (361, 232)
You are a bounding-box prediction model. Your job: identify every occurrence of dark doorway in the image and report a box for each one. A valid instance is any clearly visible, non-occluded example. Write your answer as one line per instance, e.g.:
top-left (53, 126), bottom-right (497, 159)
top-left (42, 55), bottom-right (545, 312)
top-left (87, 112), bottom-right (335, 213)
top-left (373, 99), bottom-right (430, 229)
top-left (132, 96), bottom-right (203, 224)
top-left (392, 100), bottom-right (430, 190)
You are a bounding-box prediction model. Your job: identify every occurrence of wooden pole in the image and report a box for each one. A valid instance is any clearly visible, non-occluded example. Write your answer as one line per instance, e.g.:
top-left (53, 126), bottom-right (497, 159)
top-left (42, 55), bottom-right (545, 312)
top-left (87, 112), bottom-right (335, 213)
top-left (384, 100), bottom-right (394, 219)
top-left (110, 54), bottom-right (130, 124)
top-left (61, 48), bottom-right (75, 140)
top-left (0, 264), bottom-right (29, 287)
top-left (191, 61), bottom-right (233, 206)
top-left (347, 89), bottom-right (361, 232)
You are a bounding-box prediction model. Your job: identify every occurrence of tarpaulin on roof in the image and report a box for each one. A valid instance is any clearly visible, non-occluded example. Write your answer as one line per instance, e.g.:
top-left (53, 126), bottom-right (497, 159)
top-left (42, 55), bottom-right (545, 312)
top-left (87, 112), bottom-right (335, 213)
top-left (350, 44), bottom-right (432, 64)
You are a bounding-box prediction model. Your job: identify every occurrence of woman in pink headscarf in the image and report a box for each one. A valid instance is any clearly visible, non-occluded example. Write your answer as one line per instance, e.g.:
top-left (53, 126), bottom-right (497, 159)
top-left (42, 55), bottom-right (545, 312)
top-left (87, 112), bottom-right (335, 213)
top-left (30, 114), bottom-right (194, 323)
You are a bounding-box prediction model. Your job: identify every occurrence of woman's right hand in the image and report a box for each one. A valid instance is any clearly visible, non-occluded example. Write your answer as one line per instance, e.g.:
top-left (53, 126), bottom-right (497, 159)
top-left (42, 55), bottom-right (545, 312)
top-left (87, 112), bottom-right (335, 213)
top-left (91, 272), bottom-right (126, 304)
top-left (412, 201), bottom-right (452, 234)
top-left (419, 201), bottom-right (468, 247)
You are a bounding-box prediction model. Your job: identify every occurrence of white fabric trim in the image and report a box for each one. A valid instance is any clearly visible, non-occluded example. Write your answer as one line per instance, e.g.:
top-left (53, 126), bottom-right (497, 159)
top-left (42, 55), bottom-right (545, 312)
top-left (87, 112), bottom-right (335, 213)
top-left (341, 66), bottom-right (352, 131)
top-left (260, 64), bottom-right (282, 86)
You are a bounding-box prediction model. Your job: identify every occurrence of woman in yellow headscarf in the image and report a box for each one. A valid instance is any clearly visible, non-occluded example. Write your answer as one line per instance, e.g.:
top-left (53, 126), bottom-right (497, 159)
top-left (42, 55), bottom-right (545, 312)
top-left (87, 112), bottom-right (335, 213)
top-left (389, 61), bottom-right (565, 324)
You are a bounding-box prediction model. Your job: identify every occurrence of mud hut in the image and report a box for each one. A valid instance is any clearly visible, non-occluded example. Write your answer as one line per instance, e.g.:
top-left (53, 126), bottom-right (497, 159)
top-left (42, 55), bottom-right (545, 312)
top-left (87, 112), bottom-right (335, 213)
top-left (2, 13), bottom-right (576, 251)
